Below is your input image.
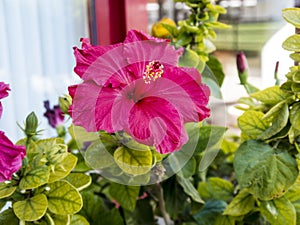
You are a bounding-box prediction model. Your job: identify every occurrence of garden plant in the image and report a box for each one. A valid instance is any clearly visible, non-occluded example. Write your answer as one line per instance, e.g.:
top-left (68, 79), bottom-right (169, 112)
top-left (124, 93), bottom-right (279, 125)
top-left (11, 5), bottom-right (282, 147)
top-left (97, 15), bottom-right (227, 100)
top-left (0, 1), bottom-right (300, 225)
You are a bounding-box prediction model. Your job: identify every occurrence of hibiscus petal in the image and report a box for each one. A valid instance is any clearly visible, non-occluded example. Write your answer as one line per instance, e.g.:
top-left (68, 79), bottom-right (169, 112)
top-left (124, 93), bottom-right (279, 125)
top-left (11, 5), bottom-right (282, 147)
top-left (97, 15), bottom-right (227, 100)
top-left (69, 80), bottom-right (122, 133)
top-left (0, 131), bottom-right (26, 182)
top-left (154, 66), bottom-right (210, 122)
top-left (126, 97), bottom-right (188, 154)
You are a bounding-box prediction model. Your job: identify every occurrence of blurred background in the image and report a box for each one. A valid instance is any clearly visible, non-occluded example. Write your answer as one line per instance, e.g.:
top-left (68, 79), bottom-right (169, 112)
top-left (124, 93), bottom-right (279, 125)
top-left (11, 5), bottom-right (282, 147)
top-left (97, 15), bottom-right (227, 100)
top-left (0, 0), bottom-right (296, 140)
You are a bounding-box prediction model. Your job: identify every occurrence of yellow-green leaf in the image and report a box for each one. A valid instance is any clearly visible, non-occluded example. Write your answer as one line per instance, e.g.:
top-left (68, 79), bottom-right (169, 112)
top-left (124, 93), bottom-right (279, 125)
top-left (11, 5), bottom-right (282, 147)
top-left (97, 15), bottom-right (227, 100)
top-left (45, 213), bottom-right (71, 225)
top-left (13, 194), bottom-right (48, 221)
top-left (0, 183), bottom-right (16, 199)
top-left (283, 34), bottom-right (300, 52)
top-left (223, 190), bottom-right (255, 216)
top-left (68, 125), bottom-right (99, 150)
top-left (46, 180), bottom-right (82, 215)
top-left (114, 146), bottom-right (152, 175)
top-left (282, 8), bottom-right (300, 28)
top-left (85, 139), bottom-right (115, 170)
top-left (63, 173), bottom-right (91, 191)
top-left (238, 110), bottom-right (269, 139)
top-left (290, 102), bottom-right (300, 129)
top-left (48, 153), bottom-right (77, 183)
top-left (70, 214), bottom-right (89, 225)
top-left (260, 197), bottom-right (296, 225)
top-left (250, 86), bottom-right (291, 105)
top-left (259, 102), bottom-right (289, 140)
top-left (19, 165), bottom-right (50, 190)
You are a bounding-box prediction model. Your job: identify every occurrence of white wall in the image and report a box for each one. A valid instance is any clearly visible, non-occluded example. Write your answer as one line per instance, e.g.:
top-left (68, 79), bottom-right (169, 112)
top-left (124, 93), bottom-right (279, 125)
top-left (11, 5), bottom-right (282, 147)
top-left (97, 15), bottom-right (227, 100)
top-left (0, 0), bottom-right (89, 141)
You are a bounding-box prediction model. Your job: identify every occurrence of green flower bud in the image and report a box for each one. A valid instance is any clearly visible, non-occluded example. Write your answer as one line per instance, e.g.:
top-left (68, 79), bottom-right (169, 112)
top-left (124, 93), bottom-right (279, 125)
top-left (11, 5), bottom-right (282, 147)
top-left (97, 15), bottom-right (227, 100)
top-left (59, 94), bottom-right (72, 114)
top-left (25, 112), bottom-right (38, 136)
top-left (46, 143), bottom-right (68, 165)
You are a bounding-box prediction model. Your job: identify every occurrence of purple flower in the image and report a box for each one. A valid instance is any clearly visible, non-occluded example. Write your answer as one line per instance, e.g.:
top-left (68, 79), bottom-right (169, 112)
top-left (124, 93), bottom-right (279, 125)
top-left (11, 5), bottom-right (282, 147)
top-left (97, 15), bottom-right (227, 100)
top-left (69, 30), bottom-right (210, 154)
top-left (0, 82), bottom-right (10, 119)
top-left (43, 100), bottom-right (65, 128)
top-left (0, 131), bottom-right (26, 182)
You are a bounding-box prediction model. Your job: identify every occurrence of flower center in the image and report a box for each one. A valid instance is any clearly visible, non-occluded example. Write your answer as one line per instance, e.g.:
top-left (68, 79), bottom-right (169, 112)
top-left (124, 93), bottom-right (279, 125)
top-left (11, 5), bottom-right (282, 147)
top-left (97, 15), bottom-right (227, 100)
top-left (143, 60), bottom-right (164, 84)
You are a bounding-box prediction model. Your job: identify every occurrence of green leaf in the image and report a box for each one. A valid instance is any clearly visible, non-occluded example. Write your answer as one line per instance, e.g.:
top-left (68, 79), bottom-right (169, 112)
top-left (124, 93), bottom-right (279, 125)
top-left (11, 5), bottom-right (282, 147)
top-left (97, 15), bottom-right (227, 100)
top-left (13, 194), bottom-right (48, 221)
top-left (177, 175), bottom-right (204, 203)
top-left (196, 125), bottom-right (227, 153)
top-left (84, 139), bottom-right (115, 170)
top-left (0, 183), bottom-right (16, 199)
top-left (0, 208), bottom-right (19, 225)
top-left (70, 214), bottom-right (89, 225)
top-left (223, 190), bottom-right (255, 216)
top-left (109, 183), bottom-right (140, 211)
top-left (63, 173), bottom-right (91, 191)
top-left (259, 197), bottom-right (296, 225)
top-left (250, 86), bottom-right (291, 105)
top-left (68, 125), bottom-right (99, 150)
top-left (193, 200), bottom-right (227, 225)
top-left (290, 102), bottom-right (300, 129)
top-left (114, 146), bottom-right (152, 175)
top-left (238, 111), bottom-right (269, 139)
top-left (19, 165), bottom-right (50, 190)
top-left (198, 177), bottom-right (233, 202)
top-left (234, 140), bottom-right (298, 200)
top-left (258, 102), bottom-right (289, 140)
top-left (176, 32), bottom-right (193, 47)
top-left (206, 55), bottom-right (225, 86)
top-left (202, 66), bottom-right (223, 98)
top-left (282, 8), bottom-right (300, 28)
top-left (213, 215), bottom-right (235, 225)
top-left (283, 34), bottom-right (300, 51)
top-left (179, 48), bottom-right (201, 68)
top-left (290, 53), bottom-right (300, 62)
top-left (48, 153), bottom-right (78, 183)
top-left (124, 198), bottom-right (156, 225)
top-left (181, 157), bottom-right (197, 178)
top-left (46, 180), bottom-right (83, 215)
top-left (47, 213), bottom-right (71, 225)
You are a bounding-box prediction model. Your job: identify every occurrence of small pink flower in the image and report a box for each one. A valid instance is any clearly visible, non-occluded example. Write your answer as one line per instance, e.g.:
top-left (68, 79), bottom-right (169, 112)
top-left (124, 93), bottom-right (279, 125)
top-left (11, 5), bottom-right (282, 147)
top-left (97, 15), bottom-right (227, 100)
top-left (69, 30), bottom-right (210, 154)
top-left (0, 131), bottom-right (26, 182)
top-left (0, 82), bottom-right (10, 119)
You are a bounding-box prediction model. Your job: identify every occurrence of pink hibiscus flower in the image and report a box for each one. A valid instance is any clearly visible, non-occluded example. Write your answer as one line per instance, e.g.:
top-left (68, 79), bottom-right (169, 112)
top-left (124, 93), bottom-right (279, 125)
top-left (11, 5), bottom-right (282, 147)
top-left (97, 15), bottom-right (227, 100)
top-left (69, 30), bottom-right (210, 154)
top-left (0, 82), bottom-right (10, 119)
top-left (0, 131), bottom-right (26, 182)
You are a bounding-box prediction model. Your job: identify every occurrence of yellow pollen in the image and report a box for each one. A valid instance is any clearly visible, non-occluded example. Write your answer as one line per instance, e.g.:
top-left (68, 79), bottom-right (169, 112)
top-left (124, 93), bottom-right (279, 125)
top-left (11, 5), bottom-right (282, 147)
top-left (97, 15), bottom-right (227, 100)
top-left (143, 60), bottom-right (164, 84)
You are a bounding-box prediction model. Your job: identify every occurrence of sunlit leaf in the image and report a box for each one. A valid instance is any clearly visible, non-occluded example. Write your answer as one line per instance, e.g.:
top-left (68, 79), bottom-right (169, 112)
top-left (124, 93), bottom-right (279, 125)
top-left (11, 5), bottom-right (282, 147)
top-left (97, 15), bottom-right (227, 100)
top-left (250, 86), bottom-right (291, 105)
top-left (114, 146), bottom-right (152, 175)
top-left (290, 102), bottom-right (300, 129)
top-left (282, 8), bottom-right (300, 28)
top-left (260, 197), bottom-right (296, 225)
top-left (19, 165), bottom-right (50, 190)
top-left (63, 173), bottom-right (91, 191)
top-left (223, 190), bottom-right (255, 216)
top-left (259, 102), bottom-right (289, 140)
top-left (238, 110), bottom-right (269, 139)
top-left (0, 183), bottom-right (16, 199)
top-left (46, 180), bottom-right (82, 215)
top-left (282, 34), bottom-right (300, 51)
top-left (48, 153), bottom-right (78, 183)
top-left (13, 194), bottom-right (48, 221)
top-left (70, 214), bottom-right (89, 225)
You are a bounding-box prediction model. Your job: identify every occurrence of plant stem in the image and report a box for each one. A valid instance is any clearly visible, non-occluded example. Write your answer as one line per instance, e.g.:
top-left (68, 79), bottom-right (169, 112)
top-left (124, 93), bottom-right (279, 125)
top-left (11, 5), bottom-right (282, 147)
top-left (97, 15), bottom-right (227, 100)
top-left (155, 183), bottom-right (172, 225)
